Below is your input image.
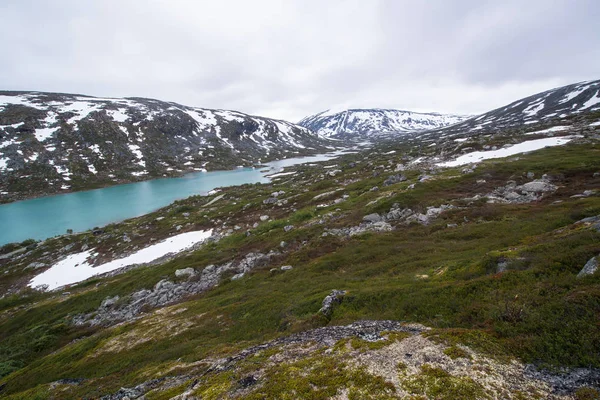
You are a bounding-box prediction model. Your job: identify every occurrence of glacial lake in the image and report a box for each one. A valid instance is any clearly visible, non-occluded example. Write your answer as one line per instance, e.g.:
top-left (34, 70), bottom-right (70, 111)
top-left (0, 152), bottom-right (349, 245)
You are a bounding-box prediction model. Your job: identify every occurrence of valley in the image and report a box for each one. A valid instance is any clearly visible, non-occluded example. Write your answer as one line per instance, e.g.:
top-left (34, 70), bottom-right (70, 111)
top-left (1, 81), bottom-right (600, 399)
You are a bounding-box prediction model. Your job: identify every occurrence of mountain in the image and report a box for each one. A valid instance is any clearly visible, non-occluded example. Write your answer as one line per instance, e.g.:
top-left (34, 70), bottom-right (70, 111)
top-left (420, 79), bottom-right (600, 139)
top-left (0, 91), bottom-right (335, 203)
top-left (298, 108), bottom-right (469, 139)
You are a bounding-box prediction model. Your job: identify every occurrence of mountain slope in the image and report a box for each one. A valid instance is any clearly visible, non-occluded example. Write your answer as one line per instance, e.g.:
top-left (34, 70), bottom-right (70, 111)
top-left (298, 108), bottom-right (469, 139)
top-left (420, 79), bottom-right (600, 139)
top-left (0, 91), bottom-right (335, 203)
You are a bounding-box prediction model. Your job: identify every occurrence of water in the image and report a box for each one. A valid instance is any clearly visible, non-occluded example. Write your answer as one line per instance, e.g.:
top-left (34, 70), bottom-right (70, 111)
top-left (0, 152), bottom-right (349, 245)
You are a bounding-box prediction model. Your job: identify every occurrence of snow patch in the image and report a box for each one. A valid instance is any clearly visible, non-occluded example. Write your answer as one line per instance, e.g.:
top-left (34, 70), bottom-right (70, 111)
top-left (28, 230), bottom-right (213, 290)
top-left (437, 137), bottom-right (578, 167)
top-left (525, 126), bottom-right (571, 135)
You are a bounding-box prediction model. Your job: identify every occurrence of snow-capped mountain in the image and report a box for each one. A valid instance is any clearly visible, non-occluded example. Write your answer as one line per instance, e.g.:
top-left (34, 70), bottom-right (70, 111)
top-left (422, 79), bottom-right (600, 138)
top-left (298, 108), bottom-right (470, 139)
top-left (0, 91), bottom-right (334, 202)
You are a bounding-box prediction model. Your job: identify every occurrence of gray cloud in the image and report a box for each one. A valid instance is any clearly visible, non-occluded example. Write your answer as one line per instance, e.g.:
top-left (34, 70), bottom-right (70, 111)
top-left (1, 0), bottom-right (598, 121)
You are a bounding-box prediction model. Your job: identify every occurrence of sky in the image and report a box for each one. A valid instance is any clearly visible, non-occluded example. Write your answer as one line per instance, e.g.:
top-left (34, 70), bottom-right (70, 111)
top-left (1, 0), bottom-right (599, 122)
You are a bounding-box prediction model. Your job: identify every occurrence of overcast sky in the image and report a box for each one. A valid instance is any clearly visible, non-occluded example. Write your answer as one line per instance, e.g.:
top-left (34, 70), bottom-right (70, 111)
top-left (1, 0), bottom-right (599, 121)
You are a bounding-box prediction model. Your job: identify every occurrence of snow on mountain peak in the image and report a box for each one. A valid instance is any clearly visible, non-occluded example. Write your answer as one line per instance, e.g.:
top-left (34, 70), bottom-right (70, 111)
top-left (299, 108), bottom-right (470, 139)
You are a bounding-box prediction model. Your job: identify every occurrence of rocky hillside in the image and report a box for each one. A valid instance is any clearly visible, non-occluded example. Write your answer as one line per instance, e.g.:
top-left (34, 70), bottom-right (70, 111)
top-left (298, 108), bottom-right (469, 139)
top-left (0, 91), bottom-right (335, 203)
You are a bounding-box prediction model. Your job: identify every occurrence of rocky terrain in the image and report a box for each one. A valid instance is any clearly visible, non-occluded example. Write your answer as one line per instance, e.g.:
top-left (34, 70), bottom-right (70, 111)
top-left (298, 108), bottom-right (469, 139)
top-left (0, 92), bottom-right (336, 203)
top-left (1, 82), bottom-right (600, 398)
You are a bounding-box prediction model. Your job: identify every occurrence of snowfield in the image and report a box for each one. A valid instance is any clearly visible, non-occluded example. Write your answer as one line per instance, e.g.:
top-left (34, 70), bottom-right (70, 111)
top-left (29, 230), bottom-right (213, 290)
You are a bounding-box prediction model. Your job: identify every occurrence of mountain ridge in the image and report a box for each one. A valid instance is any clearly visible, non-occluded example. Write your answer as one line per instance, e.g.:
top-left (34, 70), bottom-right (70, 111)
top-left (298, 107), bottom-right (470, 139)
top-left (0, 91), bottom-right (336, 203)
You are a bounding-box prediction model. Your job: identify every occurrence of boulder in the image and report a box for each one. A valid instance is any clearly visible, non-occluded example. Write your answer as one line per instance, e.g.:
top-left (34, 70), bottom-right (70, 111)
top-left (263, 197), bottom-right (278, 205)
top-left (577, 256), bottom-right (598, 278)
top-left (231, 273), bottom-right (245, 280)
top-left (280, 265), bottom-right (293, 271)
top-left (100, 295), bottom-right (120, 309)
top-left (518, 180), bottom-right (557, 193)
top-left (175, 268), bottom-right (196, 278)
top-left (319, 290), bottom-right (346, 317)
top-left (363, 213), bottom-right (382, 223)
top-left (383, 174), bottom-right (407, 186)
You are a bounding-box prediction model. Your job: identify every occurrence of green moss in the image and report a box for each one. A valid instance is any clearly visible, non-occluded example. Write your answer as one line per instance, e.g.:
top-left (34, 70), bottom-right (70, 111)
top-left (443, 345), bottom-right (471, 360)
top-left (575, 387), bottom-right (600, 400)
top-left (401, 364), bottom-right (489, 400)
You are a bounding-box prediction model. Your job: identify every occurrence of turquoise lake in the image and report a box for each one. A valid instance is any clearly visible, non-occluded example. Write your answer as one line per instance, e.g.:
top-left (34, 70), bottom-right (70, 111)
top-left (0, 153), bottom-right (347, 245)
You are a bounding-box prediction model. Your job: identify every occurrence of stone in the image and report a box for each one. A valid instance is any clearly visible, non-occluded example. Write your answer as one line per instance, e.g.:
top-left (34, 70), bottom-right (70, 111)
top-left (319, 290), bottom-right (346, 317)
top-left (231, 273), bottom-right (245, 280)
top-left (100, 295), bottom-right (120, 309)
top-left (263, 197), bottom-right (278, 205)
top-left (363, 213), bottom-right (382, 223)
top-left (26, 262), bottom-right (47, 270)
top-left (526, 171), bottom-right (535, 179)
top-left (280, 265), bottom-right (293, 271)
top-left (175, 225), bottom-right (182, 231)
top-left (518, 180), bottom-right (557, 193)
top-left (418, 175), bottom-right (432, 182)
top-left (175, 268), bottom-right (196, 278)
top-left (577, 256), bottom-right (598, 278)
top-left (260, 215), bottom-right (270, 221)
top-left (383, 174), bottom-right (407, 186)
top-left (280, 241), bottom-right (287, 248)
top-left (123, 234), bottom-right (131, 243)
top-left (284, 225), bottom-right (294, 232)
top-left (370, 186), bottom-right (379, 192)
top-left (182, 212), bottom-right (190, 217)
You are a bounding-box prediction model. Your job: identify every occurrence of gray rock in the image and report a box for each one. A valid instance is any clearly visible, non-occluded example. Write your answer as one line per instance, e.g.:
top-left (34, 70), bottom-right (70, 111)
top-left (418, 175), bottom-right (432, 182)
top-left (497, 260), bottom-right (509, 273)
top-left (383, 174), bottom-right (407, 186)
top-left (26, 262), bottom-right (47, 270)
top-left (519, 180), bottom-right (557, 193)
top-left (231, 273), bottom-right (245, 280)
top-left (526, 171), bottom-right (535, 179)
top-left (260, 215), bottom-right (270, 221)
top-left (319, 290), bottom-right (346, 317)
top-left (280, 241), bottom-right (287, 248)
top-left (263, 197), bottom-right (278, 205)
top-left (363, 213), bottom-right (382, 223)
top-left (100, 295), bottom-right (120, 309)
top-left (280, 265), bottom-right (293, 271)
top-left (283, 225), bottom-right (294, 232)
top-left (74, 251), bottom-right (281, 327)
top-left (577, 256), bottom-right (598, 278)
top-left (175, 268), bottom-right (196, 278)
